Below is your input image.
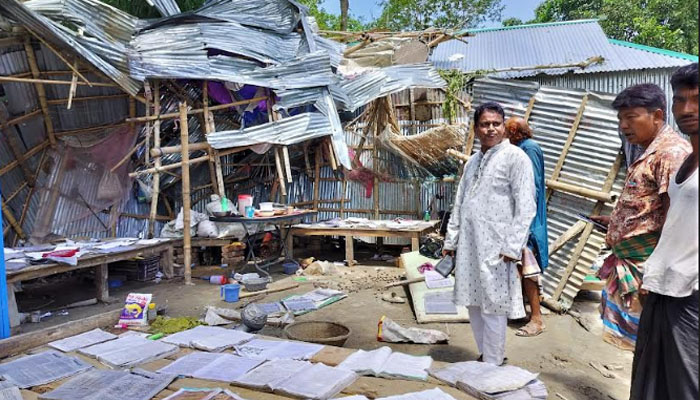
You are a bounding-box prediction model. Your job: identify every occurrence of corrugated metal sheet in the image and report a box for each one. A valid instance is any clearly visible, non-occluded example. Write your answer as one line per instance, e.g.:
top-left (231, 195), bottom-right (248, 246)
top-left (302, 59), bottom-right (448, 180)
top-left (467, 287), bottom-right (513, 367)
top-left (207, 112), bottom-right (333, 149)
top-left (196, 0), bottom-right (299, 33)
top-left (150, 0), bottom-right (180, 17)
top-left (472, 77), bottom-right (627, 309)
top-left (431, 19), bottom-right (694, 78)
top-left (0, 0), bottom-right (141, 95)
top-left (523, 68), bottom-right (683, 129)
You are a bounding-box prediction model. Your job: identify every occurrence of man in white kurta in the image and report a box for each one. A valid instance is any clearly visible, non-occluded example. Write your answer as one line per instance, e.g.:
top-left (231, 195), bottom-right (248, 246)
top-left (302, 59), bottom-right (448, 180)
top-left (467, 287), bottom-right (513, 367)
top-left (443, 102), bottom-right (536, 365)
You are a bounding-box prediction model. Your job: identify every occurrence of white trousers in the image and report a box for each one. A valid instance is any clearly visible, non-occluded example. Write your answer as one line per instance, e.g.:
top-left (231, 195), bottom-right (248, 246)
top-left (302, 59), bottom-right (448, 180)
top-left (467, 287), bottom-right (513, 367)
top-left (468, 306), bottom-right (507, 365)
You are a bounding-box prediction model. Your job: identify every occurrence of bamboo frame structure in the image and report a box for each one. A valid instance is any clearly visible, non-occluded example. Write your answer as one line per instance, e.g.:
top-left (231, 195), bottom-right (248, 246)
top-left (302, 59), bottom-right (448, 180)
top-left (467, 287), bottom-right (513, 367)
top-left (23, 38), bottom-right (56, 147)
top-left (179, 102), bottom-right (193, 285)
top-left (148, 82), bottom-right (162, 238)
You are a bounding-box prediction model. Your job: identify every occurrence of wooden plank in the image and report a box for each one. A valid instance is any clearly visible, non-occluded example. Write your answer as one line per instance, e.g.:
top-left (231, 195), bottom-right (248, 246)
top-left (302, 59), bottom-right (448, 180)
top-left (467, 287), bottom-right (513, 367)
top-left (551, 152), bottom-right (623, 301)
top-left (95, 263), bottom-right (109, 302)
top-left (6, 241), bottom-right (178, 282)
top-left (546, 94), bottom-right (589, 203)
top-left (345, 235), bottom-right (354, 265)
top-left (548, 220), bottom-right (586, 256)
top-left (292, 228), bottom-right (423, 239)
top-left (23, 38), bottom-right (56, 146)
top-left (401, 252), bottom-right (469, 324)
top-left (411, 235), bottom-right (420, 252)
top-left (180, 102), bottom-right (192, 285)
top-left (0, 309), bottom-right (121, 358)
top-left (523, 95), bottom-right (537, 122)
top-left (546, 179), bottom-right (614, 203)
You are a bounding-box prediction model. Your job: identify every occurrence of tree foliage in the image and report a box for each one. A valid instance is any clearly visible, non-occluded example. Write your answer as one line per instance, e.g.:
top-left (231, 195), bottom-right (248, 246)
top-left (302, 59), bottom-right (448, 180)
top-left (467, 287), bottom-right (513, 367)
top-left (373, 0), bottom-right (504, 31)
top-left (532, 0), bottom-right (699, 55)
top-left (102, 0), bottom-right (204, 18)
top-left (502, 17), bottom-right (523, 27)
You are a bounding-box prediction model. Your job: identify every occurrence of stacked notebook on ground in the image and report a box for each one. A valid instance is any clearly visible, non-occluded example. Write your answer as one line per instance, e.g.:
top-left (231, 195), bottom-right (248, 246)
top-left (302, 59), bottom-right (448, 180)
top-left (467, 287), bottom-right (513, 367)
top-left (48, 328), bottom-right (117, 352)
top-left (78, 335), bottom-right (178, 368)
top-left (337, 346), bottom-right (433, 381)
top-left (429, 361), bottom-right (547, 399)
top-left (39, 369), bottom-right (175, 400)
top-left (233, 359), bottom-right (356, 399)
top-left (160, 325), bottom-right (254, 352)
top-left (0, 351), bottom-right (92, 388)
top-left (331, 388), bottom-right (457, 400)
top-left (158, 352), bottom-right (264, 382)
top-left (233, 338), bottom-right (323, 360)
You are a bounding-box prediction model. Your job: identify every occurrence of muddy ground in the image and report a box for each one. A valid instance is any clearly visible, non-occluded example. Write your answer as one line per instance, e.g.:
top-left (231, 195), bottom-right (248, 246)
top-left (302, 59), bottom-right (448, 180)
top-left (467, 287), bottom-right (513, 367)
top-left (14, 242), bottom-right (632, 400)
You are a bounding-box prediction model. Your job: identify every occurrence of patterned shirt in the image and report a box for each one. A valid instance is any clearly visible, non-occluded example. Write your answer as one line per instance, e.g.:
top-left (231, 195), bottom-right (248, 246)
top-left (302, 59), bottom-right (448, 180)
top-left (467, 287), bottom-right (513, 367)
top-left (444, 140), bottom-right (535, 318)
top-left (606, 125), bottom-right (691, 247)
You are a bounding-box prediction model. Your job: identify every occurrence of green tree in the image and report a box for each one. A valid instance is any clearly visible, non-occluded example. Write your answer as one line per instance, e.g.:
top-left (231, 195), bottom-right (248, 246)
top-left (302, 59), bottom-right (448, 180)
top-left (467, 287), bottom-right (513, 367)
top-left (374, 0), bottom-right (504, 31)
top-left (502, 17), bottom-right (523, 27)
top-left (102, 0), bottom-right (204, 18)
top-left (298, 0), bottom-right (365, 31)
top-left (532, 0), bottom-right (698, 55)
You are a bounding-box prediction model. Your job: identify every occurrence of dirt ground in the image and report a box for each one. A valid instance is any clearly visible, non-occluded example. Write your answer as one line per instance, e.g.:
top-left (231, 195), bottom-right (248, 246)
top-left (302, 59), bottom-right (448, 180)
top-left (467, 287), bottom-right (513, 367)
top-left (14, 242), bottom-right (633, 400)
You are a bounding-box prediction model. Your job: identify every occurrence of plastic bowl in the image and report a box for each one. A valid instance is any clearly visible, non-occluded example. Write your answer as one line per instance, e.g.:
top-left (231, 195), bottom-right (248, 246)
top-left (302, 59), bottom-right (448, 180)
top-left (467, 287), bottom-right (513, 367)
top-left (212, 211), bottom-right (232, 217)
top-left (284, 321), bottom-right (351, 347)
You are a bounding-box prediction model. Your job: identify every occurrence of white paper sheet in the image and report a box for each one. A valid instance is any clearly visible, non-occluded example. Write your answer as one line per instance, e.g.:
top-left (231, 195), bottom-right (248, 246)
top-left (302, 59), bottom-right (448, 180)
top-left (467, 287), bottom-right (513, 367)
top-left (190, 329), bottom-right (255, 352)
top-left (160, 325), bottom-right (234, 347)
top-left (48, 329), bottom-right (117, 352)
top-left (0, 386), bottom-right (22, 400)
top-left (39, 368), bottom-right (174, 400)
top-left (337, 347), bottom-right (392, 376)
top-left (0, 351), bottom-right (92, 388)
top-left (232, 359), bottom-right (312, 391)
top-left (158, 352), bottom-right (263, 383)
top-left (275, 363), bottom-right (357, 400)
top-left (423, 271), bottom-right (453, 289)
top-left (377, 352), bottom-right (433, 381)
top-left (234, 339), bottom-right (323, 360)
top-left (459, 365), bottom-right (539, 394)
top-left (375, 388), bottom-right (457, 400)
top-left (79, 335), bottom-right (178, 368)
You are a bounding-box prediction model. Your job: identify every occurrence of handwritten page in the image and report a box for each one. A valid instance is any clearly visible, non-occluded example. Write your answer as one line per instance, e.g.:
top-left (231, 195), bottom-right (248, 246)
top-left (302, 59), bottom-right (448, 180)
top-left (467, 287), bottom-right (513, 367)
top-left (337, 347), bottom-right (392, 376)
top-left (40, 368), bottom-right (174, 400)
top-left (234, 339), bottom-right (322, 360)
top-left (48, 329), bottom-right (117, 352)
top-left (378, 352), bottom-right (433, 381)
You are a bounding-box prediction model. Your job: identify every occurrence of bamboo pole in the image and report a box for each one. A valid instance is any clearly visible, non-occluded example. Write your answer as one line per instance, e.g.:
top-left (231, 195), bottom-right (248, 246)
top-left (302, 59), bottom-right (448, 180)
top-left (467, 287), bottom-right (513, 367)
top-left (373, 128), bottom-right (380, 220)
top-left (523, 95), bottom-right (537, 122)
top-left (13, 150), bottom-right (47, 246)
top-left (150, 142), bottom-right (211, 157)
top-left (26, 28), bottom-right (92, 86)
top-left (6, 109), bottom-right (41, 127)
top-left (110, 139), bottom-right (145, 173)
top-left (446, 148), bottom-right (470, 162)
top-left (0, 75), bottom-right (116, 87)
top-left (54, 121), bottom-right (129, 137)
top-left (180, 102), bottom-right (193, 285)
top-left (0, 112), bottom-right (34, 185)
top-left (282, 146), bottom-right (293, 183)
top-left (274, 147), bottom-right (287, 198)
top-left (546, 95), bottom-right (589, 203)
top-left (1, 197), bottom-right (25, 240)
top-left (313, 147), bottom-right (321, 220)
top-left (46, 93), bottom-right (129, 106)
top-left (23, 38), bottom-right (56, 147)
top-left (326, 139), bottom-right (337, 171)
top-left (66, 61), bottom-right (78, 110)
top-left (129, 155), bottom-right (210, 178)
top-left (125, 96), bottom-right (268, 123)
top-left (0, 141), bottom-right (49, 176)
top-left (148, 82), bottom-right (161, 238)
top-left (545, 180), bottom-right (615, 203)
top-left (202, 81), bottom-right (223, 197)
top-left (340, 171), bottom-right (347, 218)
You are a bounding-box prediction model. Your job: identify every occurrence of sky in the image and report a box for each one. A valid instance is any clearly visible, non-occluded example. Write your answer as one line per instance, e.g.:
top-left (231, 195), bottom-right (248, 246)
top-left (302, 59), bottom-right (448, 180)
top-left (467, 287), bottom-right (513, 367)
top-left (319, 0), bottom-right (542, 27)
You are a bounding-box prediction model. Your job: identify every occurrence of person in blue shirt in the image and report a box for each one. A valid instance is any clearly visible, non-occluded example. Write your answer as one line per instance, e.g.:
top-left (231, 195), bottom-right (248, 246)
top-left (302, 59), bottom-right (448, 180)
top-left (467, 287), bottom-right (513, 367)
top-left (505, 116), bottom-right (549, 337)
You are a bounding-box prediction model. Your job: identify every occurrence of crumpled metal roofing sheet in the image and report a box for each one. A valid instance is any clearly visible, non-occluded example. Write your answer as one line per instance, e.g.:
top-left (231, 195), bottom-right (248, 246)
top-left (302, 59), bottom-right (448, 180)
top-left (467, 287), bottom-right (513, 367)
top-left (431, 19), bottom-right (694, 78)
top-left (331, 64), bottom-right (446, 112)
top-left (206, 112), bottom-right (332, 149)
top-left (150, 0), bottom-right (181, 17)
top-left (197, 0), bottom-right (299, 33)
top-left (0, 0), bottom-right (141, 95)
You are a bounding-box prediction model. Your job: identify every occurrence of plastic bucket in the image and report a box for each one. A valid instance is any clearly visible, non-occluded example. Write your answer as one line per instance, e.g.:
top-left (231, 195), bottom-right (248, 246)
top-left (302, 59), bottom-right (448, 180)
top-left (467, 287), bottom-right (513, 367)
top-left (220, 283), bottom-right (241, 303)
top-left (237, 195), bottom-right (253, 216)
top-left (283, 261), bottom-right (299, 275)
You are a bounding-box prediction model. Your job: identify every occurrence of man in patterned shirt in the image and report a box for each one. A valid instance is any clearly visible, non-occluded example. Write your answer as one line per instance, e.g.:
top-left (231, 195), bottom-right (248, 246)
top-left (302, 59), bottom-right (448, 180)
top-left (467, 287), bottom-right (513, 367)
top-left (591, 84), bottom-right (691, 350)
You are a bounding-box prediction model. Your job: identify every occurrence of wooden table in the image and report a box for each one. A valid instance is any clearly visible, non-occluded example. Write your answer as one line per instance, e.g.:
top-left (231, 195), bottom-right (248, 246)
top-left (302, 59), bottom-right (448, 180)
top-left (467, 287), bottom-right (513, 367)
top-left (289, 220), bottom-right (440, 265)
top-left (209, 211), bottom-right (317, 276)
top-left (5, 239), bottom-right (179, 328)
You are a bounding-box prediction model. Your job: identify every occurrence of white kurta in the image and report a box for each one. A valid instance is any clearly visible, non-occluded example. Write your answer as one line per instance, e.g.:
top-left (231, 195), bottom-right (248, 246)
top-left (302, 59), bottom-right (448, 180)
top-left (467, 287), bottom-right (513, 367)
top-left (444, 140), bottom-right (536, 319)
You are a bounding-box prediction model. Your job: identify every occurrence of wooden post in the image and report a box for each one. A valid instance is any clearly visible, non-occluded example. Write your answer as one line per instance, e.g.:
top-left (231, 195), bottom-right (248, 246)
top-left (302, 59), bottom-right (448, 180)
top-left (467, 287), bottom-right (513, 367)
top-left (313, 147), bottom-right (321, 222)
top-left (326, 139), bottom-right (337, 171)
top-left (282, 146), bottom-right (293, 183)
top-left (345, 235), bottom-right (354, 265)
top-left (414, 180), bottom-right (421, 219)
top-left (148, 82), bottom-right (161, 238)
top-left (95, 263), bottom-right (109, 303)
top-left (408, 88), bottom-right (416, 135)
top-left (1, 197), bottom-right (25, 240)
top-left (551, 152), bottom-right (624, 303)
top-left (546, 95), bottom-right (589, 203)
top-left (373, 131), bottom-right (380, 221)
top-left (202, 81), bottom-right (225, 197)
top-left (23, 38), bottom-right (56, 146)
top-left (340, 170), bottom-right (347, 218)
top-left (274, 147), bottom-right (287, 200)
top-left (523, 95), bottom-right (537, 122)
top-left (464, 120), bottom-right (475, 156)
top-left (180, 102), bottom-right (193, 285)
